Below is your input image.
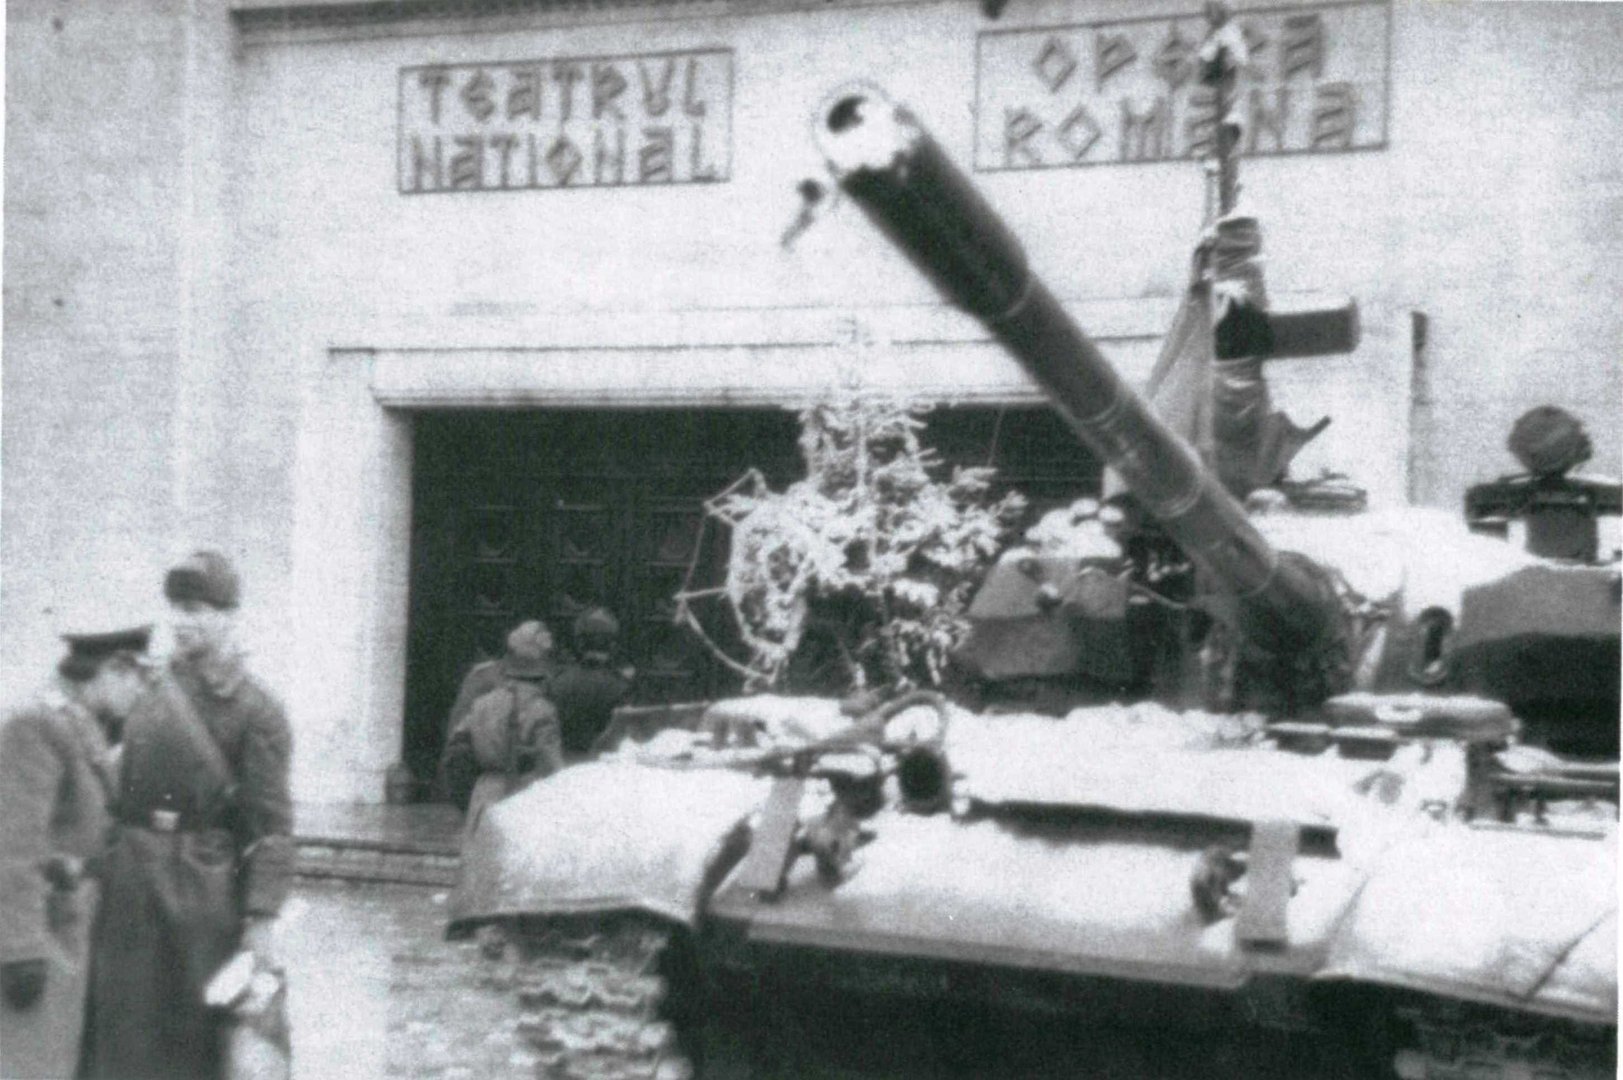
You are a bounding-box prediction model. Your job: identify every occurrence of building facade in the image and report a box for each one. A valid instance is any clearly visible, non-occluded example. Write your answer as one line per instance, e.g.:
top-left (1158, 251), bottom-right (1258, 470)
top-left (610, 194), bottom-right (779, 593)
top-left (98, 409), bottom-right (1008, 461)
top-left (5, 0), bottom-right (1620, 803)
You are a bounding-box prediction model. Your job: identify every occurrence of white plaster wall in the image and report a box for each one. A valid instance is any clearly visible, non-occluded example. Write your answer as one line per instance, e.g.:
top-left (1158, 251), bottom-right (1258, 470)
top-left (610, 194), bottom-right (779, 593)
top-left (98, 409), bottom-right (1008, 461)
top-left (1378, 1), bottom-right (1623, 501)
top-left (225, 0), bottom-right (1622, 500)
top-left (285, 350), bottom-right (413, 802)
top-left (2, 0), bottom-right (189, 698)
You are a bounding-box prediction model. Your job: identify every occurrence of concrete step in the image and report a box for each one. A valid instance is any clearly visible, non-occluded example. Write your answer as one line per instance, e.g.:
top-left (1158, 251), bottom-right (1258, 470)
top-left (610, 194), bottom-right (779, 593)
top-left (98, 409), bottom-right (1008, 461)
top-left (294, 801), bottom-right (463, 887)
top-left (296, 835), bottom-right (461, 887)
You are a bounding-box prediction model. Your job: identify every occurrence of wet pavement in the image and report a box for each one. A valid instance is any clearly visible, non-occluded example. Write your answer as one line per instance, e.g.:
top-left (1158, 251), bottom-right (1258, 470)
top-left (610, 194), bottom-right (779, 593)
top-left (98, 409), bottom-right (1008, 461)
top-left (281, 875), bottom-right (1607, 1080)
top-left (284, 879), bottom-right (533, 1080)
top-left (282, 878), bottom-right (1370, 1080)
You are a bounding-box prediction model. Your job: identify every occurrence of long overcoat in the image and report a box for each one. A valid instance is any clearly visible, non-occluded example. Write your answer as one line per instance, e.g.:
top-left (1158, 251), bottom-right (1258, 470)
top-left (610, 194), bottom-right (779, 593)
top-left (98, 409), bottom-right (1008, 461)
top-left (438, 655), bottom-right (563, 806)
top-left (0, 688), bottom-right (116, 1080)
top-left (84, 653), bottom-right (293, 1080)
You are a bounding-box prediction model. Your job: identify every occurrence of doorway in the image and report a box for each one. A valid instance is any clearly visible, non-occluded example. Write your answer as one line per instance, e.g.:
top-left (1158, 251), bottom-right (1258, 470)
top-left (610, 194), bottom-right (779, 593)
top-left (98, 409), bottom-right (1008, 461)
top-left (401, 406), bottom-right (1099, 783)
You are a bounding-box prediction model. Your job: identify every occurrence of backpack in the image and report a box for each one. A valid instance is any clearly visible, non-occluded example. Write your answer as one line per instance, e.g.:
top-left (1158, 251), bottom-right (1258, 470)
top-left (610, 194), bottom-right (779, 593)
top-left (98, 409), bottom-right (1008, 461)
top-left (455, 677), bottom-right (563, 776)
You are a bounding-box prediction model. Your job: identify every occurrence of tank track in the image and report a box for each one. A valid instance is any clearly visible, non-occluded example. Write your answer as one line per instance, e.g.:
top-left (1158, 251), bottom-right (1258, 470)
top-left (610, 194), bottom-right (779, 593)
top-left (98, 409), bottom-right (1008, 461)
top-left (478, 915), bottom-right (695, 1080)
top-left (1391, 1002), bottom-right (1615, 1080)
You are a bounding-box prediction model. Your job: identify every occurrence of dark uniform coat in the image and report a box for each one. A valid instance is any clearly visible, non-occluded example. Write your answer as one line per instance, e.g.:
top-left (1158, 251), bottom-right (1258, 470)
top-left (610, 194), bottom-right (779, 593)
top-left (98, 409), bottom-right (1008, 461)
top-left (84, 651), bottom-right (293, 1080)
top-left (550, 658), bottom-right (635, 758)
top-left (0, 687), bottom-right (116, 1080)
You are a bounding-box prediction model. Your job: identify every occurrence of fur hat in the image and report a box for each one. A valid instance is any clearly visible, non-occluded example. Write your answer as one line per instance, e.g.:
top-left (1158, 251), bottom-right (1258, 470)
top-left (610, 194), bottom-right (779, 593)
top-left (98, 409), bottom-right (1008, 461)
top-left (164, 550), bottom-right (241, 610)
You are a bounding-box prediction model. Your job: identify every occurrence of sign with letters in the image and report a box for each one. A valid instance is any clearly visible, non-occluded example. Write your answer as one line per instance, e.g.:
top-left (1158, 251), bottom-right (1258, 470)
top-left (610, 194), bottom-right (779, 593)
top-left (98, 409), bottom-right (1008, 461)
top-left (399, 49), bottom-right (733, 194)
top-left (975, 2), bottom-right (1388, 171)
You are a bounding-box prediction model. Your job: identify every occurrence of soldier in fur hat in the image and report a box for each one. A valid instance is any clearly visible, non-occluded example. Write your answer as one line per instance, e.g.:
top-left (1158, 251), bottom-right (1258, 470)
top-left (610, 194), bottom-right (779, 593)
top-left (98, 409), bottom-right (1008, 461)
top-left (1, 619), bottom-right (153, 1080)
top-left (84, 550), bottom-right (294, 1080)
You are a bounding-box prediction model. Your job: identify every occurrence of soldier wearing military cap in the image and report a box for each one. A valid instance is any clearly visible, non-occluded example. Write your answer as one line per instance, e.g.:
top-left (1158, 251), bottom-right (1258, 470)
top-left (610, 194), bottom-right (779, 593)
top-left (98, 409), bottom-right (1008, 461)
top-left (84, 550), bottom-right (294, 1080)
top-left (1, 619), bottom-right (152, 1080)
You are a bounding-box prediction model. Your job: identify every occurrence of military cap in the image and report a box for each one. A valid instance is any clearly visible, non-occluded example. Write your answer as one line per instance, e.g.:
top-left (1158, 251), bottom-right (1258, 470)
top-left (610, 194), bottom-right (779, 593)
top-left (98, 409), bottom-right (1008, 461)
top-left (61, 624), bottom-right (153, 660)
top-left (164, 549), bottom-right (241, 610)
top-left (57, 620), bottom-right (154, 681)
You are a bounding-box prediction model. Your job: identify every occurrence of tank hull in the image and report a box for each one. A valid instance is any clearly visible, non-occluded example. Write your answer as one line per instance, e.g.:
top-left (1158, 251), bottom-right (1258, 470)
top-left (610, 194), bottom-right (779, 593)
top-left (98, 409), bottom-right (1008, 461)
top-left (703, 809), bottom-right (1614, 1027)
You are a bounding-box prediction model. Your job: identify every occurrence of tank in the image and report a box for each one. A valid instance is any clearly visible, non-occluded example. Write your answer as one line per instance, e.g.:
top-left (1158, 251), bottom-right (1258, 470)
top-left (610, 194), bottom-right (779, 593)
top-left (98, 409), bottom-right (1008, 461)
top-left (446, 81), bottom-right (1618, 1080)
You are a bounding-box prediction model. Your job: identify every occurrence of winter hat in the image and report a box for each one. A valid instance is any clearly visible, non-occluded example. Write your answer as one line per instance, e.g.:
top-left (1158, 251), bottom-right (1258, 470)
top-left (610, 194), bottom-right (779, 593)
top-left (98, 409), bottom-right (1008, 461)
top-left (1509, 405), bottom-right (1592, 478)
top-left (573, 607), bottom-right (620, 657)
top-left (575, 607), bottom-right (619, 639)
top-left (163, 550), bottom-right (241, 610)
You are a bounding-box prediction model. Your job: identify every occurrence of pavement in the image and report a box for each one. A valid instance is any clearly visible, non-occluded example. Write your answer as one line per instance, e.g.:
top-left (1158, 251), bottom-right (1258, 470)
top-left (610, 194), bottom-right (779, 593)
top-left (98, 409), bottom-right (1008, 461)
top-left (284, 803), bottom-right (538, 1078)
top-left (283, 879), bottom-right (533, 1080)
top-left (280, 878), bottom-right (1376, 1080)
top-left (295, 803), bottom-right (463, 853)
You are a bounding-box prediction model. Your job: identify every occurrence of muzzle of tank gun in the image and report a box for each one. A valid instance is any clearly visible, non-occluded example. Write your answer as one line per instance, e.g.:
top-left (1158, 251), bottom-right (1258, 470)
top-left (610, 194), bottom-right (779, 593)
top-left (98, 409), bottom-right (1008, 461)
top-left (814, 85), bottom-right (1343, 662)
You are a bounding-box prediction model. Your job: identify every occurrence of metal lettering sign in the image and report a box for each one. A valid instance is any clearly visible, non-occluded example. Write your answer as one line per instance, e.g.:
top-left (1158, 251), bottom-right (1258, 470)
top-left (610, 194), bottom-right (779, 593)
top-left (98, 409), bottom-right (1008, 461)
top-left (398, 49), bottom-right (733, 194)
top-left (975, 2), bottom-right (1389, 171)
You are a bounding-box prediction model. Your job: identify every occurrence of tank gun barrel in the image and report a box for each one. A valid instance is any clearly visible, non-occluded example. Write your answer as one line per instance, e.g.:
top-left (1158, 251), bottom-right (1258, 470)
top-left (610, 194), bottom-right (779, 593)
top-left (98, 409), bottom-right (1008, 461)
top-left (815, 86), bottom-right (1338, 657)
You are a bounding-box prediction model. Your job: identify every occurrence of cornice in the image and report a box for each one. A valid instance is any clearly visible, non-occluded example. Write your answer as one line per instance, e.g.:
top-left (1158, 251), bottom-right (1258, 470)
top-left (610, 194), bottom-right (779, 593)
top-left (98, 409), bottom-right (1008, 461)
top-left (231, 0), bottom-right (909, 37)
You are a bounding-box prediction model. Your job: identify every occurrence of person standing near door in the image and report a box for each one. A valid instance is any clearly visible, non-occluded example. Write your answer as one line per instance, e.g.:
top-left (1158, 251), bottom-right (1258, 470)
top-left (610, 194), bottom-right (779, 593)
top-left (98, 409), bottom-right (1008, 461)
top-left (441, 619), bottom-right (562, 750)
top-left (84, 550), bottom-right (295, 1080)
top-left (1, 619), bottom-right (152, 1080)
top-left (441, 613), bottom-right (568, 808)
top-left (551, 607), bottom-right (636, 760)
top-left (439, 618), bottom-right (564, 817)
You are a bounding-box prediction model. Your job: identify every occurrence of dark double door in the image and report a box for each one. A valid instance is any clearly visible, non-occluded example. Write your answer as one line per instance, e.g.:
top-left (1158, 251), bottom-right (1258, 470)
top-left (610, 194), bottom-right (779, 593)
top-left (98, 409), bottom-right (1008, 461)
top-left (402, 406), bottom-right (1099, 784)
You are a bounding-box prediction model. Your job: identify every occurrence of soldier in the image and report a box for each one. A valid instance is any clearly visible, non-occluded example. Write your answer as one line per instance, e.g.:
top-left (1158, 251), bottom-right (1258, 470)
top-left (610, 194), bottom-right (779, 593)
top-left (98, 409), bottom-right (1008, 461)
top-left (551, 607), bottom-right (636, 760)
top-left (438, 619), bottom-right (561, 809)
top-left (1, 620), bottom-right (151, 1080)
top-left (444, 619), bottom-right (561, 740)
top-left (84, 550), bottom-right (294, 1080)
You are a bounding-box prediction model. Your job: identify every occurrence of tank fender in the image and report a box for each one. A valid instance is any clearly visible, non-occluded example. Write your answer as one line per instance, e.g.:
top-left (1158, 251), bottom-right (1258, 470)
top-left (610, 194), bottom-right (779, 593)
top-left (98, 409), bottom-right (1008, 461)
top-left (1317, 826), bottom-right (1617, 1024)
top-left (449, 762), bottom-right (770, 931)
